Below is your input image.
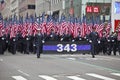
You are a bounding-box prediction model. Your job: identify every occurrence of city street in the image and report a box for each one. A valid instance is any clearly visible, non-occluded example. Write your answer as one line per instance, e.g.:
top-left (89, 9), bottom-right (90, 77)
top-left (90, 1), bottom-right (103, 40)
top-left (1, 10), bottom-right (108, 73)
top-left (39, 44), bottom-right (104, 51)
top-left (0, 52), bottom-right (120, 80)
top-left (0, 0), bottom-right (120, 80)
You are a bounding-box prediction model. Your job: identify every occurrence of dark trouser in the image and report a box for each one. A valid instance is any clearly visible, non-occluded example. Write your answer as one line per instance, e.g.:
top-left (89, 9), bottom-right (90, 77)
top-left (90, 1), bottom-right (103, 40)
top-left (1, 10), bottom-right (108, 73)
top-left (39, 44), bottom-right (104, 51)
top-left (23, 43), bottom-right (26, 54)
top-left (118, 41), bottom-right (120, 55)
top-left (26, 42), bottom-right (30, 54)
top-left (101, 42), bottom-right (107, 54)
top-left (113, 43), bottom-right (117, 55)
top-left (2, 41), bottom-right (6, 52)
top-left (33, 45), bottom-right (36, 54)
top-left (0, 45), bottom-right (3, 54)
top-left (107, 43), bottom-right (114, 55)
top-left (36, 45), bottom-right (43, 58)
top-left (91, 44), bottom-right (97, 58)
top-left (12, 43), bottom-right (16, 54)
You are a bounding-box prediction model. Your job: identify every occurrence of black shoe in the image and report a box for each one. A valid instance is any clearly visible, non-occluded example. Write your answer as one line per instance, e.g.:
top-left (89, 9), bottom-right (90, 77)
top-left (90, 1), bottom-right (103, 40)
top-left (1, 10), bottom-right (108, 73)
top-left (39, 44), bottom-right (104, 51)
top-left (26, 52), bottom-right (29, 54)
top-left (37, 56), bottom-right (40, 58)
top-left (92, 55), bottom-right (95, 58)
top-left (82, 53), bottom-right (85, 55)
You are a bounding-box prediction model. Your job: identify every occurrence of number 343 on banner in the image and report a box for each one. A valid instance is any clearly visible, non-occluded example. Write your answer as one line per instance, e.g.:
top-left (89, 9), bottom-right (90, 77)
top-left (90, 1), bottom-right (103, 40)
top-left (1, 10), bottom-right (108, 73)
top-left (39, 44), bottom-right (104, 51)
top-left (43, 42), bottom-right (91, 53)
top-left (57, 44), bottom-right (77, 52)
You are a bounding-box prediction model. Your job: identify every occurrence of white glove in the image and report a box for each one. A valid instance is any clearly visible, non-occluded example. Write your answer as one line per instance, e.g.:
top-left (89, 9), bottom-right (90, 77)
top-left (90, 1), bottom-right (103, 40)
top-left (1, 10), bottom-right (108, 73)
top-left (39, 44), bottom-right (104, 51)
top-left (89, 40), bottom-right (92, 43)
top-left (98, 41), bottom-right (100, 43)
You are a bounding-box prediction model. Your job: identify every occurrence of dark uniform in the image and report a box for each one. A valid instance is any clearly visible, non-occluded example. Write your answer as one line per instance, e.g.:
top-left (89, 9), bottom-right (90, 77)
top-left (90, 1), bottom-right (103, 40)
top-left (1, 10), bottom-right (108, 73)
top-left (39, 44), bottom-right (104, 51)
top-left (10, 36), bottom-right (17, 54)
top-left (16, 32), bottom-right (24, 53)
top-left (0, 30), bottom-right (7, 54)
top-left (33, 35), bottom-right (36, 54)
top-left (72, 31), bottom-right (82, 42)
top-left (89, 27), bottom-right (99, 58)
top-left (107, 32), bottom-right (117, 55)
top-left (60, 31), bottom-right (72, 42)
top-left (0, 36), bottom-right (5, 54)
top-left (24, 34), bottom-right (31, 54)
top-left (100, 30), bottom-right (107, 55)
top-left (34, 30), bottom-right (43, 58)
top-left (2, 35), bottom-right (7, 53)
top-left (47, 29), bottom-right (58, 41)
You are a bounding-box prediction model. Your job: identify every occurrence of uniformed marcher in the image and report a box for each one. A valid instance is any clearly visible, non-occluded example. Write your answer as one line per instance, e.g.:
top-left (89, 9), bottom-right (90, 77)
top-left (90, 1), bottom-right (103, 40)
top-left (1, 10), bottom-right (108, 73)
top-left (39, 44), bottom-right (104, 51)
top-left (100, 30), bottom-right (107, 55)
top-left (24, 30), bottom-right (31, 54)
top-left (113, 32), bottom-right (118, 55)
top-left (16, 31), bottom-right (24, 53)
top-left (33, 35), bottom-right (36, 54)
top-left (60, 30), bottom-right (72, 41)
top-left (47, 29), bottom-right (58, 41)
top-left (0, 30), bottom-right (5, 54)
top-left (10, 35), bottom-right (17, 55)
top-left (107, 32), bottom-right (117, 55)
top-left (117, 24), bottom-right (120, 55)
top-left (34, 28), bottom-right (43, 58)
top-left (89, 27), bottom-right (99, 58)
top-left (0, 29), bottom-right (6, 54)
top-left (72, 31), bottom-right (82, 42)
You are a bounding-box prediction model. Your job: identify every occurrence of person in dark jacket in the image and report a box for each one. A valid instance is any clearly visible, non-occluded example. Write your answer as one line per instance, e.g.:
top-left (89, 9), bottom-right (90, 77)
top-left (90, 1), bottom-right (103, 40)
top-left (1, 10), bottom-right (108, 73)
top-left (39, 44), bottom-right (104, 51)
top-left (47, 29), bottom-right (58, 41)
top-left (107, 32), bottom-right (117, 55)
top-left (34, 28), bottom-right (43, 58)
top-left (89, 27), bottom-right (99, 58)
top-left (60, 30), bottom-right (72, 41)
top-left (10, 36), bottom-right (17, 55)
top-left (100, 30), bottom-right (107, 55)
top-left (0, 29), bottom-right (6, 54)
top-left (24, 30), bottom-right (31, 54)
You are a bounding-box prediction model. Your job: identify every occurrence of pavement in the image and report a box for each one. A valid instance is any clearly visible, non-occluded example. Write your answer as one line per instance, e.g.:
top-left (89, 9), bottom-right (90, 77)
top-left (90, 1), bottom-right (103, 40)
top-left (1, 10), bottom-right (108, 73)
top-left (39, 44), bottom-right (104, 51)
top-left (0, 52), bottom-right (120, 80)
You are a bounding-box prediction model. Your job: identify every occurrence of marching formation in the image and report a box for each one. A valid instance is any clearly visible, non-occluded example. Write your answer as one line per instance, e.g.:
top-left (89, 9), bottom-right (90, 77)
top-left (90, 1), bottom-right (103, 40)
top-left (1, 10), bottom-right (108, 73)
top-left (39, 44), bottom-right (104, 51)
top-left (0, 13), bottom-right (120, 58)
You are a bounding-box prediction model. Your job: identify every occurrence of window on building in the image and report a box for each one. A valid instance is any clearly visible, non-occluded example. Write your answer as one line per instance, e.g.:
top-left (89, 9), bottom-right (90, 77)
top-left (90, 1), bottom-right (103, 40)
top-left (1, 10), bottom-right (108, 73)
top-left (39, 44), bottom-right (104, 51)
top-left (28, 5), bottom-right (35, 9)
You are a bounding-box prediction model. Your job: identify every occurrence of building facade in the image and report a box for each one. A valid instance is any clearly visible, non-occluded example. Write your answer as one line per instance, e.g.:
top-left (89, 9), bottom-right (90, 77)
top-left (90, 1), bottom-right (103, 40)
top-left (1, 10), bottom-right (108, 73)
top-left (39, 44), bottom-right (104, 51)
top-left (82, 0), bottom-right (112, 20)
top-left (19, 0), bottom-right (35, 18)
top-left (35, 0), bottom-right (45, 16)
top-left (111, 0), bottom-right (120, 32)
top-left (1, 0), bottom-right (112, 20)
top-left (1, 0), bottom-right (35, 19)
top-left (35, 0), bottom-right (82, 18)
top-left (10, 0), bottom-right (19, 16)
top-left (0, 0), bottom-right (11, 19)
top-left (36, 0), bottom-right (111, 20)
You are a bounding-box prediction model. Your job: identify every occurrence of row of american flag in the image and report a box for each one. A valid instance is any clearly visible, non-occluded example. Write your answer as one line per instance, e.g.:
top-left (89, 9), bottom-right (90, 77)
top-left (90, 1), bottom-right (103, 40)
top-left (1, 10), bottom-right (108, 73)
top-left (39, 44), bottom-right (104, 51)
top-left (0, 13), bottom-right (111, 39)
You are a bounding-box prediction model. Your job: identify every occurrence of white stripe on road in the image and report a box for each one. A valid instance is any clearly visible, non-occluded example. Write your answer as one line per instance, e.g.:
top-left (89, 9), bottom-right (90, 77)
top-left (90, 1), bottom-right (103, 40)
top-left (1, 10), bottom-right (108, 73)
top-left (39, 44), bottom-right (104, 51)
top-left (12, 76), bottom-right (27, 80)
top-left (67, 76), bottom-right (86, 80)
top-left (18, 70), bottom-right (30, 77)
top-left (111, 73), bottom-right (120, 77)
top-left (67, 58), bottom-right (76, 60)
top-left (86, 73), bottom-right (116, 80)
top-left (0, 59), bottom-right (3, 61)
top-left (38, 75), bottom-right (57, 80)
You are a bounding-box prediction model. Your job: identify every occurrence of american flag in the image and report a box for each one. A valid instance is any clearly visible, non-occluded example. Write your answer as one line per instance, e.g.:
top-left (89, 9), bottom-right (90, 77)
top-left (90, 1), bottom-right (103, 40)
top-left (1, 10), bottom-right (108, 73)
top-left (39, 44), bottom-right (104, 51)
top-left (0, 19), bottom-right (3, 37)
top-left (106, 22), bottom-right (111, 37)
top-left (10, 27), bottom-right (15, 38)
top-left (33, 19), bottom-right (39, 36)
top-left (73, 19), bottom-right (80, 38)
top-left (81, 14), bottom-right (87, 37)
top-left (46, 21), bottom-right (54, 35)
top-left (22, 21), bottom-right (28, 38)
top-left (0, 13), bottom-right (112, 40)
top-left (41, 21), bottom-right (47, 34)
